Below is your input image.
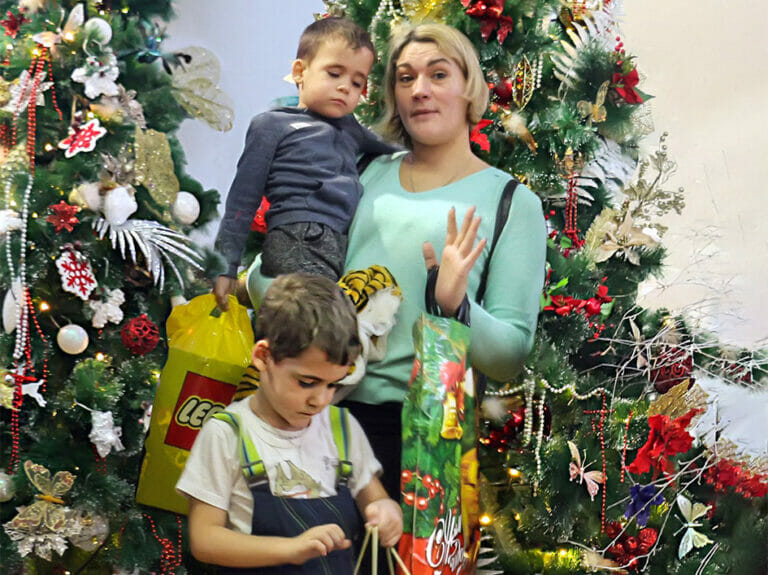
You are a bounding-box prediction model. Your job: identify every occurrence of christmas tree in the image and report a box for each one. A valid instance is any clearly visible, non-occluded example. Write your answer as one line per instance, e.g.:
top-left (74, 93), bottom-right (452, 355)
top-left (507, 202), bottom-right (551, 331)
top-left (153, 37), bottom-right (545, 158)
top-left (328, 0), bottom-right (767, 573)
top-left (0, 0), bottom-right (228, 572)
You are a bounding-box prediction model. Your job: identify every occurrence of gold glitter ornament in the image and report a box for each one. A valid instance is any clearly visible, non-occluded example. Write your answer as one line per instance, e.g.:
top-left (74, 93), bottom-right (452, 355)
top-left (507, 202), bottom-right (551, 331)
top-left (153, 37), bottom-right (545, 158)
top-left (0, 76), bottom-right (11, 107)
top-left (0, 143), bottom-right (30, 178)
top-left (401, 0), bottom-right (447, 22)
top-left (512, 56), bottom-right (535, 110)
top-left (647, 380), bottom-right (695, 419)
top-left (170, 46), bottom-right (234, 133)
top-left (133, 126), bottom-right (179, 207)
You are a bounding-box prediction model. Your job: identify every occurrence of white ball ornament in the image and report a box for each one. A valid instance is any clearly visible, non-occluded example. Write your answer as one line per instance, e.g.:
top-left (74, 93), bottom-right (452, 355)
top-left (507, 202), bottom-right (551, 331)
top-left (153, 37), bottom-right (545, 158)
top-left (171, 191), bottom-right (200, 225)
top-left (0, 470), bottom-right (15, 502)
top-left (57, 324), bottom-right (89, 355)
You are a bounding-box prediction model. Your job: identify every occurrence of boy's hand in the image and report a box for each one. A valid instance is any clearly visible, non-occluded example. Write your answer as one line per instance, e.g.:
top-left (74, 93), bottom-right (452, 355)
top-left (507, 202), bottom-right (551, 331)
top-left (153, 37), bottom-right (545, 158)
top-left (213, 275), bottom-right (237, 311)
top-left (364, 498), bottom-right (403, 547)
top-left (290, 524), bottom-right (351, 565)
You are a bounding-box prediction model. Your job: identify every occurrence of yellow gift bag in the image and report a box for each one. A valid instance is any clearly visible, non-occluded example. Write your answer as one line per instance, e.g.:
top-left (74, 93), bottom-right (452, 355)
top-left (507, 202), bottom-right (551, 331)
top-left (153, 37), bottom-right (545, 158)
top-left (136, 294), bottom-right (254, 514)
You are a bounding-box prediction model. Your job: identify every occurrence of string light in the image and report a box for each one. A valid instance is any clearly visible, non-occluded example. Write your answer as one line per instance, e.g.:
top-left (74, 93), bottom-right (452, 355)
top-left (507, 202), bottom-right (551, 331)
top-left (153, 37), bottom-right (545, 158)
top-left (558, 549), bottom-right (568, 557)
top-left (31, 47), bottom-right (40, 57)
top-left (479, 514), bottom-right (492, 526)
top-left (514, 513), bottom-right (521, 521)
top-left (39, 302), bottom-right (49, 311)
top-left (63, 31), bottom-right (75, 42)
top-left (508, 468), bottom-right (521, 479)
top-left (44, 143), bottom-right (54, 152)
top-left (95, 352), bottom-right (106, 361)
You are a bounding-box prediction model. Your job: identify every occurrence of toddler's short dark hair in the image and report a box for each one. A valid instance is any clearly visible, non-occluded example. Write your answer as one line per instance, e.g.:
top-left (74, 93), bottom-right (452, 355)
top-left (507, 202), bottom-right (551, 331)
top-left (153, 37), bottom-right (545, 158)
top-left (297, 17), bottom-right (374, 62)
top-left (255, 273), bottom-right (361, 366)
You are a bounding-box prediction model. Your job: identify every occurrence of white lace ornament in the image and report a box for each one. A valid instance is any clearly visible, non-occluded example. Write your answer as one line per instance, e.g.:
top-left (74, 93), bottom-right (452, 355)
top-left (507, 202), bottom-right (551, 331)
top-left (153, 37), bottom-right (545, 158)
top-left (88, 288), bottom-right (125, 328)
top-left (89, 410), bottom-right (125, 458)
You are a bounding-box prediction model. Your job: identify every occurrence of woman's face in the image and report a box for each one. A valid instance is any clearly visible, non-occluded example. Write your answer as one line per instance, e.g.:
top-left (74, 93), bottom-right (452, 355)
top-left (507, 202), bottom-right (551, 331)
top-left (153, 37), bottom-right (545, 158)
top-left (394, 41), bottom-right (469, 148)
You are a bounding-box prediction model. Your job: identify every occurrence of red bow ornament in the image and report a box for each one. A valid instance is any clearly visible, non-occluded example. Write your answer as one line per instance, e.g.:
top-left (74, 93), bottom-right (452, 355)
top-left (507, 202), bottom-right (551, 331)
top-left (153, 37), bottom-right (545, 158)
top-left (611, 68), bottom-right (643, 104)
top-left (463, 0), bottom-right (515, 44)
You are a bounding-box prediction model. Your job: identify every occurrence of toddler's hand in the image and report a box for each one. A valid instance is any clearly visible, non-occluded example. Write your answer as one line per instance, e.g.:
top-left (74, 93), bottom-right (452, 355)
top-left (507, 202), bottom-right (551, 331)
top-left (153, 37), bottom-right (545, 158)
top-left (290, 524), bottom-right (351, 565)
top-left (364, 498), bottom-right (403, 547)
top-left (213, 275), bottom-right (237, 312)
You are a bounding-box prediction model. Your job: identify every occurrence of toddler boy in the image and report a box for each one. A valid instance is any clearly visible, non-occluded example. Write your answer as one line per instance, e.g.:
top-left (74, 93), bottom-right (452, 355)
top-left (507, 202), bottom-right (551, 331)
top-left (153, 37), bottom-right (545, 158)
top-left (214, 17), bottom-right (396, 311)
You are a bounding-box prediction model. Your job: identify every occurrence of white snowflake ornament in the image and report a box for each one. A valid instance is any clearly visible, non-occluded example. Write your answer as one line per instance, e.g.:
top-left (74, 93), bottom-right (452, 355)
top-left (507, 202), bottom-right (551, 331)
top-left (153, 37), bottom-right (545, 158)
top-left (0, 70), bottom-right (52, 114)
top-left (71, 52), bottom-right (119, 99)
top-left (87, 288), bottom-right (124, 328)
top-left (56, 250), bottom-right (97, 300)
top-left (58, 118), bottom-right (107, 158)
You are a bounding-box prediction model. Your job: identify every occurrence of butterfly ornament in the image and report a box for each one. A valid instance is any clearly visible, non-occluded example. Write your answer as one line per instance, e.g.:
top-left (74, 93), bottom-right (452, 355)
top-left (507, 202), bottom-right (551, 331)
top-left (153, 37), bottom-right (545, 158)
top-left (568, 440), bottom-right (605, 501)
top-left (675, 494), bottom-right (713, 559)
top-left (577, 80), bottom-right (609, 126)
top-left (3, 461), bottom-right (79, 559)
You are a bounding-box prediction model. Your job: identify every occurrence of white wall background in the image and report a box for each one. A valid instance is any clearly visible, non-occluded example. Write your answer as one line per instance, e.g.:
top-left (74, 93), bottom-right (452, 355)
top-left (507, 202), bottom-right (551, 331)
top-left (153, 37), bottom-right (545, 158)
top-left (166, 0), bottom-right (767, 348)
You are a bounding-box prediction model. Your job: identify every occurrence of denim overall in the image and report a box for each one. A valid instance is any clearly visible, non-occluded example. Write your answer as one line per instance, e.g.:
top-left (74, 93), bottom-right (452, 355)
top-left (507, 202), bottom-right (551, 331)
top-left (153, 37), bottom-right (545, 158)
top-left (213, 406), bottom-right (360, 575)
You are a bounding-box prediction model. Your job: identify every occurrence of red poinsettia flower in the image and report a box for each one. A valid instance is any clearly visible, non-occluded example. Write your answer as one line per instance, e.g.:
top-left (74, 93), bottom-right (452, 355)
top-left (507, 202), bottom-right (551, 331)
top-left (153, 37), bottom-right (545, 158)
top-left (1, 10), bottom-right (28, 39)
top-left (627, 408), bottom-right (701, 476)
top-left (612, 68), bottom-right (643, 104)
top-left (470, 119), bottom-right (493, 152)
top-left (464, 0), bottom-right (515, 44)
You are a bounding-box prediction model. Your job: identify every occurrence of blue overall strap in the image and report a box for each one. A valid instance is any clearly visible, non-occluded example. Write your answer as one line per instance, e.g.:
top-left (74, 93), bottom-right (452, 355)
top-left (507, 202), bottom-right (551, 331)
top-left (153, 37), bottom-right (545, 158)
top-left (328, 406), bottom-right (353, 486)
top-left (213, 411), bottom-right (267, 485)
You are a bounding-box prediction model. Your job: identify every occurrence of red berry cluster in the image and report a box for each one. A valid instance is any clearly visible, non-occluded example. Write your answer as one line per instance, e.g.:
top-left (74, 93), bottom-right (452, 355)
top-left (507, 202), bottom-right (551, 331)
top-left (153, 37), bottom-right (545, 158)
top-left (401, 469), bottom-right (446, 514)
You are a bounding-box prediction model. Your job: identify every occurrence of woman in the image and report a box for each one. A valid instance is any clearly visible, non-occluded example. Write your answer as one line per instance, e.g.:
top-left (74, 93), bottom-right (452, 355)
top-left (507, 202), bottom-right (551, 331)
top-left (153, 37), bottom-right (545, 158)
top-left (340, 23), bottom-right (547, 500)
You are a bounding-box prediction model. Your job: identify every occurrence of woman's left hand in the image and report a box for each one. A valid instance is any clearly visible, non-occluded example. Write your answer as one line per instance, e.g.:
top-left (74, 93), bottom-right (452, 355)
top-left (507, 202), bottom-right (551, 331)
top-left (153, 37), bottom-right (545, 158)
top-left (422, 206), bottom-right (486, 316)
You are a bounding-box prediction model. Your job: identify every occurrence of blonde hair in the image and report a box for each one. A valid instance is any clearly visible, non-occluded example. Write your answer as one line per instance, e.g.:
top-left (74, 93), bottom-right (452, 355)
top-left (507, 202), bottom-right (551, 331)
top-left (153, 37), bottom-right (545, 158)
top-left (376, 23), bottom-right (489, 146)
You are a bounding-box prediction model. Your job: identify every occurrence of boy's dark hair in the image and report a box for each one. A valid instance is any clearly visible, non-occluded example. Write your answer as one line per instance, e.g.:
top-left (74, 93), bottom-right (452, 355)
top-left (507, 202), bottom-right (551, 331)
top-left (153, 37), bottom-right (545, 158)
top-left (297, 17), bottom-right (375, 62)
top-left (256, 273), bottom-right (361, 366)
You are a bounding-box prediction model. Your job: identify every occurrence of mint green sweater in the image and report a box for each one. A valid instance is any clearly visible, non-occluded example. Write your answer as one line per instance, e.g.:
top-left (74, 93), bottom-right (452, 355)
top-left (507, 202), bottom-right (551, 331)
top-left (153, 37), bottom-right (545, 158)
top-left (343, 153), bottom-right (547, 405)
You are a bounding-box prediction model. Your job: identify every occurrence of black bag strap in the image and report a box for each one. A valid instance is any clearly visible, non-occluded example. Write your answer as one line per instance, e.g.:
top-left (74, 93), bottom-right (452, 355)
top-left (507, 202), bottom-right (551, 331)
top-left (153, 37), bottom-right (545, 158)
top-left (425, 266), bottom-right (471, 326)
top-left (476, 178), bottom-right (518, 304)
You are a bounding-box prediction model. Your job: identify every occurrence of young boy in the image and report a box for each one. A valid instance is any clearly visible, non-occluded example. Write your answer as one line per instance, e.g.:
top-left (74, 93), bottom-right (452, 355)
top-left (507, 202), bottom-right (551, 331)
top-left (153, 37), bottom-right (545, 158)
top-left (177, 273), bottom-right (402, 573)
top-left (213, 18), bottom-right (397, 311)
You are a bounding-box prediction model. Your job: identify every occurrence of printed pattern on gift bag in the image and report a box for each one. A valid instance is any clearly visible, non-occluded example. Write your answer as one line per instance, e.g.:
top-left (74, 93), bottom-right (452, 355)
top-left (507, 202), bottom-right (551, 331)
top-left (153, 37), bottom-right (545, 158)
top-left (399, 314), bottom-right (481, 575)
top-left (165, 371), bottom-right (237, 450)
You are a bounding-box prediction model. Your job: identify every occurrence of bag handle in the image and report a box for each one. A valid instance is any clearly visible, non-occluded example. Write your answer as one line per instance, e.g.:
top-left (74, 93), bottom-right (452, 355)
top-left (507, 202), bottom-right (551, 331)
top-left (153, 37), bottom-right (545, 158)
top-left (425, 266), bottom-right (471, 326)
top-left (353, 526), bottom-right (411, 575)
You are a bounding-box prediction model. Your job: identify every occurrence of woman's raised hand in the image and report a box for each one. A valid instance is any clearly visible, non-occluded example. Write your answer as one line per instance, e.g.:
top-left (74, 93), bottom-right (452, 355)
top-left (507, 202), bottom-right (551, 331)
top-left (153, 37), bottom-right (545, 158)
top-left (422, 206), bottom-right (486, 317)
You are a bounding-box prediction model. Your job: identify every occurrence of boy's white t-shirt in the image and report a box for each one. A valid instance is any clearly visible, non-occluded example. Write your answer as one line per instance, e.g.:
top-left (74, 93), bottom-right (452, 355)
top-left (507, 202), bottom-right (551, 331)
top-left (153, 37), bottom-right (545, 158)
top-left (176, 397), bottom-right (382, 535)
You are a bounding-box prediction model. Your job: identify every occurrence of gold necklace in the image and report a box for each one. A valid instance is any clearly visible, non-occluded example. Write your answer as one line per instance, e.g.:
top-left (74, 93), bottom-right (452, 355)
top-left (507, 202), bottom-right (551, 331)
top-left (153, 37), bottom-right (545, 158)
top-left (405, 153), bottom-right (464, 193)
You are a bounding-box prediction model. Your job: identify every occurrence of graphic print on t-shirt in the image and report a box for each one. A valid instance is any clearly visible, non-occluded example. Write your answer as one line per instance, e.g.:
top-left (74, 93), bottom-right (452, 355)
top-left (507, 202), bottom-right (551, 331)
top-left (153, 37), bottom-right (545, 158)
top-left (274, 460), bottom-right (322, 498)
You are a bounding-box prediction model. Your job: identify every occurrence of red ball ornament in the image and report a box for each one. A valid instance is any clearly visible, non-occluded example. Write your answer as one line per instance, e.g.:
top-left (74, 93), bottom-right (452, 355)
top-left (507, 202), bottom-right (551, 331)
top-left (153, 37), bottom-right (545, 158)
top-left (121, 314), bottom-right (160, 355)
top-left (651, 346), bottom-right (693, 394)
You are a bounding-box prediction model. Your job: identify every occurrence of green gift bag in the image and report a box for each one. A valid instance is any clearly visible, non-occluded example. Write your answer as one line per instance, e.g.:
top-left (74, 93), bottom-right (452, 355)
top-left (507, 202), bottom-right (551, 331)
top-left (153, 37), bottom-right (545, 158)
top-left (397, 269), bottom-right (481, 575)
